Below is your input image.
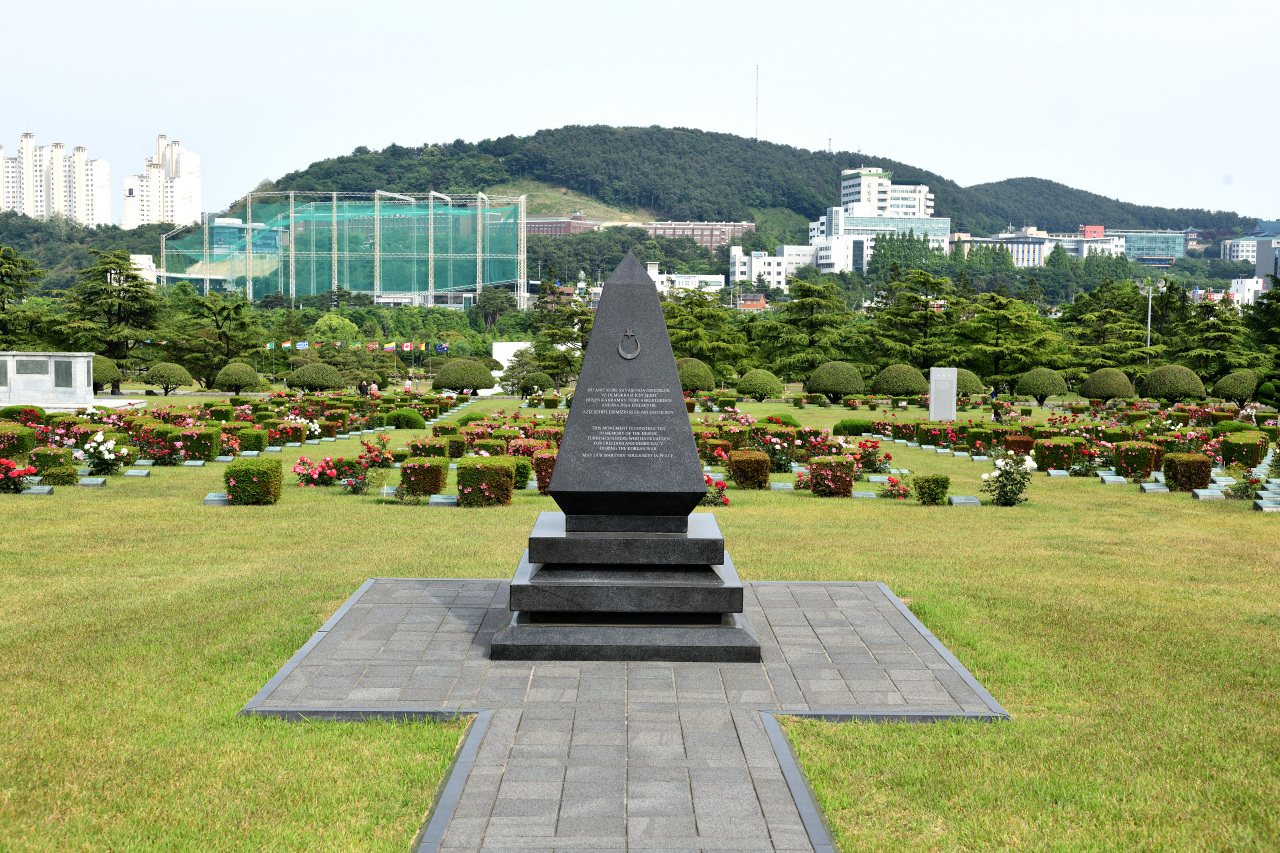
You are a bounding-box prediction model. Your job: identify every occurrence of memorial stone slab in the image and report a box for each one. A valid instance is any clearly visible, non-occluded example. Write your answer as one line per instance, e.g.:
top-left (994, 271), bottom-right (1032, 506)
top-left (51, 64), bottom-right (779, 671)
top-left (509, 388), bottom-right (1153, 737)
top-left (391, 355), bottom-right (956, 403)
top-left (77, 468), bottom-right (90, 476)
top-left (894, 439), bottom-right (907, 445)
top-left (202, 493), bottom-right (229, 506)
top-left (929, 366), bottom-right (957, 421)
top-left (867, 475), bottom-right (889, 484)
top-left (1253, 499), bottom-right (1280, 512)
top-left (1048, 469), bottom-right (1070, 477)
top-left (238, 451), bottom-right (260, 458)
top-left (1140, 482), bottom-right (1170, 493)
top-left (547, 253), bottom-right (705, 533)
top-left (921, 445), bottom-right (935, 451)
top-left (380, 486), bottom-right (397, 499)
top-left (1210, 477), bottom-right (1236, 486)
top-left (284, 442), bottom-right (302, 448)
top-left (1268, 479), bottom-right (1280, 486)
top-left (936, 448), bottom-right (951, 455)
top-left (304, 439), bottom-right (320, 445)
top-left (769, 482), bottom-right (794, 490)
top-left (265, 447), bottom-right (282, 453)
top-left (1192, 489), bottom-right (1225, 500)
top-left (851, 491), bottom-right (878, 498)
top-left (78, 477), bottom-right (106, 487)
top-left (133, 460), bottom-right (153, 467)
top-left (124, 469), bottom-right (150, 478)
top-left (1100, 475), bottom-right (1127, 485)
top-left (526, 480), bottom-right (538, 490)
top-left (428, 495), bottom-right (459, 508)
top-left (22, 485), bottom-right (54, 495)
top-left (214, 455), bottom-right (234, 463)
top-left (320, 437), bottom-right (336, 443)
top-left (953, 452), bottom-right (970, 459)
top-left (906, 442), bottom-right (920, 447)
top-left (949, 495), bottom-right (981, 506)
top-left (26, 476), bottom-right (42, 485)
top-left (182, 460), bottom-right (205, 468)
top-left (972, 455), bottom-right (989, 462)
top-left (1153, 472), bottom-right (1165, 483)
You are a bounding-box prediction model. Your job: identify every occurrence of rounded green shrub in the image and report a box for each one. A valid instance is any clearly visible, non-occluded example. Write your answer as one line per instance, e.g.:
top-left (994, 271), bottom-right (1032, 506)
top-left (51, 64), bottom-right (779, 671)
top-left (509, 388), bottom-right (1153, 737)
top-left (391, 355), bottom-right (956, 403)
top-left (237, 428), bottom-right (268, 452)
top-left (92, 355), bottom-right (120, 392)
top-left (1141, 365), bottom-right (1206, 403)
top-left (1077, 368), bottom-right (1134, 401)
top-left (41, 466), bottom-right (80, 486)
top-left (736, 369), bottom-right (783, 402)
top-left (676, 358), bottom-right (716, 393)
top-left (955, 369), bottom-right (986, 397)
top-left (805, 362), bottom-right (865, 403)
top-left (0, 405), bottom-right (45, 422)
top-left (521, 371), bottom-right (554, 394)
top-left (399, 460), bottom-right (448, 497)
top-left (1211, 370), bottom-right (1260, 405)
top-left (1016, 367), bottom-right (1069, 405)
top-left (871, 364), bottom-right (928, 397)
top-left (914, 474), bottom-right (950, 506)
top-left (215, 362), bottom-right (261, 394)
top-left (832, 418), bottom-right (875, 437)
top-left (143, 363), bottom-right (193, 396)
top-left (432, 359), bottom-right (495, 393)
top-left (223, 458), bottom-right (283, 505)
top-left (385, 408), bottom-right (427, 430)
top-left (288, 362), bottom-right (344, 392)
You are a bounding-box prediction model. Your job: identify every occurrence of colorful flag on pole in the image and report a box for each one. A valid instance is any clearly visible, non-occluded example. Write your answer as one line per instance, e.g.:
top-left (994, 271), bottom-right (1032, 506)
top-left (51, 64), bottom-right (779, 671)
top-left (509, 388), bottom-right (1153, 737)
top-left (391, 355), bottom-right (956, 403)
top-left (266, 342), bottom-right (275, 350)
top-left (334, 341), bottom-right (341, 348)
top-left (401, 342), bottom-right (412, 352)
top-left (383, 342), bottom-right (395, 351)
top-left (435, 343), bottom-right (449, 353)
top-left (296, 341), bottom-right (309, 351)
top-left (282, 340), bottom-right (292, 349)
top-left (418, 343), bottom-right (426, 351)
top-left (366, 342), bottom-right (377, 351)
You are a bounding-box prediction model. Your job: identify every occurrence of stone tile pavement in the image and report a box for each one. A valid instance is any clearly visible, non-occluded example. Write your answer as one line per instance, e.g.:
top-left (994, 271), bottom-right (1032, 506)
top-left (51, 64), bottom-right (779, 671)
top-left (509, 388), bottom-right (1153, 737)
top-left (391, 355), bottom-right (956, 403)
top-left (243, 580), bottom-right (1007, 852)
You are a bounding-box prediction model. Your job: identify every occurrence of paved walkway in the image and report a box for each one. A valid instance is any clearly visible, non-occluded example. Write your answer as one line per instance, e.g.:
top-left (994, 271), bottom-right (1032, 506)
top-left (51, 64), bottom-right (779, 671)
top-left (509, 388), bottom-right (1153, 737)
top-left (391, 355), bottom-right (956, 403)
top-left (243, 580), bottom-right (1006, 853)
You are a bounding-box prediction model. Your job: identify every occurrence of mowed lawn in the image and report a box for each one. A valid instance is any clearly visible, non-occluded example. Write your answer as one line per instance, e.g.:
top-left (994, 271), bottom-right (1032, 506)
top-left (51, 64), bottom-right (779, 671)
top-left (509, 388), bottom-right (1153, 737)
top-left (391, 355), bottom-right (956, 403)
top-left (1, 397), bottom-right (1277, 850)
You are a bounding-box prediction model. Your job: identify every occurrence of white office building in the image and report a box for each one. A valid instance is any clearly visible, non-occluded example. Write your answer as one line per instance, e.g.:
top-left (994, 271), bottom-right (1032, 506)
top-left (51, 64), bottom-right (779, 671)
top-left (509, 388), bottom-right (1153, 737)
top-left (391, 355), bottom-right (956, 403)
top-left (838, 167), bottom-right (934, 218)
top-left (1222, 238), bottom-right (1263, 264)
top-left (121, 135), bottom-right (202, 229)
top-left (1229, 276), bottom-right (1270, 307)
top-left (644, 262), bottom-right (725, 295)
top-left (0, 133), bottom-right (111, 227)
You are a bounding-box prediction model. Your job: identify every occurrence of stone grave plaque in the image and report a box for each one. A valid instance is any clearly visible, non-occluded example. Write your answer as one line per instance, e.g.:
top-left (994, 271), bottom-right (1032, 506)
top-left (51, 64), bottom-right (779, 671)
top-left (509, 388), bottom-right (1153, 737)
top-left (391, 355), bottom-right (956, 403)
top-left (949, 495), bottom-right (980, 506)
top-left (921, 445), bottom-right (935, 451)
top-left (133, 460), bottom-right (153, 467)
top-left (972, 455), bottom-right (989, 462)
top-left (77, 468), bottom-right (90, 476)
top-left (26, 476), bottom-right (42, 486)
top-left (1253, 499), bottom-right (1280, 512)
top-left (769, 483), bottom-right (793, 491)
top-left (1267, 479), bottom-right (1280, 486)
top-left (428, 495), bottom-right (459, 508)
top-left (380, 486), bottom-right (397, 499)
top-left (936, 448), bottom-right (951, 455)
top-left (1140, 482), bottom-right (1170, 493)
top-left (1192, 489), bottom-right (1224, 500)
top-left (23, 485), bottom-right (54, 495)
top-left (265, 447), bottom-right (282, 453)
top-left (953, 452), bottom-right (970, 459)
top-left (337, 434), bottom-right (350, 440)
top-left (78, 477), bottom-right (106, 487)
top-left (1153, 472), bottom-right (1165, 483)
top-left (906, 442), bottom-right (920, 448)
top-left (929, 367), bottom-right (957, 422)
top-left (304, 439), bottom-right (320, 445)
top-left (1210, 477), bottom-right (1236, 486)
top-left (202, 493), bottom-right (229, 506)
top-left (183, 460), bottom-right (205, 467)
top-left (320, 437), bottom-right (336, 443)
top-left (526, 480), bottom-right (538, 490)
top-left (1100, 475), bottom-right (1127, 485)
top-left (284, 442), bottom-right (302, 448)
top-left (548, 253), bottom-right (705, 533)
top-left (239, 451), bottom-right (260, 458)
top-left (894, 439), bottom-right (907, 445)
top-left (124, 469), bottom-right (150, 478)
top-left (851, 491), bottom-right (877, 498)
top-left (1047, 469), bottom-right (1069, 477)
top-left (867, 475), bottom-right (889, 484)
top-left (214, 455), bottom-right (234, 463)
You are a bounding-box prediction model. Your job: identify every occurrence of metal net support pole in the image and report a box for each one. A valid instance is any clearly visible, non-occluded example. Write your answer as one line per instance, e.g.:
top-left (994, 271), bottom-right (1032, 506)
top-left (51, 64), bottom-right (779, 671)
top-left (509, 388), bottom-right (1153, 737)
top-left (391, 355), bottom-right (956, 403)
top-left (373, 192), bottom-right (381, 300)
top-left (331, 192), bottom-right (338, 295)
top-left (246, 194), bottom-right (253, 301)
top-left (288, 192), bottom-right (296, 303)
top-left (202, 214), bottom-right (210, 295)
top-left (518, 195), bottom-right (527, 309)
top-left (476, 191), bottom-right (486, 306)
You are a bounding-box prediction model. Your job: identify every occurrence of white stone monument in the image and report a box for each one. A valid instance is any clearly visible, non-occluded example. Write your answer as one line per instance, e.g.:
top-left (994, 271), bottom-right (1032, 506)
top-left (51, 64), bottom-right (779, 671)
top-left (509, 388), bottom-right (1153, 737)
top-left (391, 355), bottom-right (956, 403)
top-left (0, 352), bottom-right (95, 409)
top-left (929, 367), bottom-right (957, 422)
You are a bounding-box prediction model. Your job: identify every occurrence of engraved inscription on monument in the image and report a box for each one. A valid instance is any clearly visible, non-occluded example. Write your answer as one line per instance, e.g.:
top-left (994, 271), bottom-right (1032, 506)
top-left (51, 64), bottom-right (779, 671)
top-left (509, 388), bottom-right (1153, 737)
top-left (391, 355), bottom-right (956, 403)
top-left (580, 387), bottom-right (676, 416)
top-left (584, 425), bottom-right (672, 459)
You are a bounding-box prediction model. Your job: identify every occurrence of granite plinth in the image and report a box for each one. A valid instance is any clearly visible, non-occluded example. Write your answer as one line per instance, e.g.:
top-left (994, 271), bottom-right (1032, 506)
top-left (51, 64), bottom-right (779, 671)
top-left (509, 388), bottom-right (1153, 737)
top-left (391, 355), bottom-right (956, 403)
top-left (239, 451), bottom-right (260, 457)
top-left (133, 460), bottom-right (154, 467)
top-left (508, 550), bottom-right (744, 613)
top-left (124, 469), bottom-right (150, 478)
top-left (1192, 489), bottom-right (1224, 500)
top-left (1140, 482), bottom-right (1170, 493)
top-left (22, 485), bottom-right (53, 495)
top-left (565, 513), bottom-right (691, 533)
top-left (490, 610), bottom-right (760, 662)
top-left (949, 496), bottom-right (980, 506)
top-left (528, 511), bottom-right (724, 565)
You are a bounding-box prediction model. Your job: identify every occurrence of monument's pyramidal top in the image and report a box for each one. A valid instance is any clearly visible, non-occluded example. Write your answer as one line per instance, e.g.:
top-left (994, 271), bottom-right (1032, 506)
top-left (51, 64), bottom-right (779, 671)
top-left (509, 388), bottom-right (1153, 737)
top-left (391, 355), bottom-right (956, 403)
top-left (548, 253), bottom-right (706, 532)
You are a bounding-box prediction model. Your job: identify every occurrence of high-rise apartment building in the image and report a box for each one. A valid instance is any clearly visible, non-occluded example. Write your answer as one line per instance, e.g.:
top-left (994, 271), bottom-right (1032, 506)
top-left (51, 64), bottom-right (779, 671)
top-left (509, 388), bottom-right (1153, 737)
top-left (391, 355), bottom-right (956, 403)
top-left (121, 135), bottom-right (202, 229)
top-left (0, 133), bottom-right (111, 227)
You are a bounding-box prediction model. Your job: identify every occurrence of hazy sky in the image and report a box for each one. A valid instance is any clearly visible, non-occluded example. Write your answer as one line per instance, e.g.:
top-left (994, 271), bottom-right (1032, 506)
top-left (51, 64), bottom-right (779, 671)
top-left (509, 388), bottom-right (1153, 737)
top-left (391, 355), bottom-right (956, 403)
top-left (3, 0), bottom-right (1276, 222)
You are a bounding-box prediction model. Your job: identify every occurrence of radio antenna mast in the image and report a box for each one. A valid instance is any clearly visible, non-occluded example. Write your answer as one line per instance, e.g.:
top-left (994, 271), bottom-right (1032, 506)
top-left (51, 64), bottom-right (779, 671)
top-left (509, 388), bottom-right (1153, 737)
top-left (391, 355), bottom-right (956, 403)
top-left (754, 66), bottom-right (759, 140)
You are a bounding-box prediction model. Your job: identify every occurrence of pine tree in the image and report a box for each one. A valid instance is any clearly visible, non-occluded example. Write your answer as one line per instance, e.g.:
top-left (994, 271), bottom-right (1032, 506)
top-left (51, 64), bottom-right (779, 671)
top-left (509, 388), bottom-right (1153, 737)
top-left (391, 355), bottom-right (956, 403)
top-left (1175, 299), bottom-right (1263, 383)
top-left (951, 291), bottom-right (1061, 390)
top-left (866, 270), bottom-right (965, 371)
top-left (752, 276), bottom-right (858, 382)
top-left (662, 290), bottom-right (749, 382)
top-left (63, 249), bottom-right (164, 364)
top-left (1061, 279), bottom-right (1154, 372)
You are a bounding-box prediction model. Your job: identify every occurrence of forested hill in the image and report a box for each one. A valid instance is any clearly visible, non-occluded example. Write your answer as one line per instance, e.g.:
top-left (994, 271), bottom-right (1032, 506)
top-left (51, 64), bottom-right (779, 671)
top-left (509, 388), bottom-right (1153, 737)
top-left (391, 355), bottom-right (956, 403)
top-left (266, 125), bottom-right (1253, 236)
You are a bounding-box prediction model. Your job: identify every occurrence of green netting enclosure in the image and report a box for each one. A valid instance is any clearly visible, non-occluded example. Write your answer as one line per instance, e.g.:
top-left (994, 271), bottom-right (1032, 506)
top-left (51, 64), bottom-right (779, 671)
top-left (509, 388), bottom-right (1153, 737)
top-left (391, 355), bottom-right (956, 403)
top-left (161, 191), bottom-right (526, 305)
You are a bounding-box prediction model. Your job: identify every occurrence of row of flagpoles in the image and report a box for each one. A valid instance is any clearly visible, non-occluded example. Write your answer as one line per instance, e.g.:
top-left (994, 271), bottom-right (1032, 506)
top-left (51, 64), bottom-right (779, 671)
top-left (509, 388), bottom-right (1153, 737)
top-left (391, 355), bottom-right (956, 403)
top-left (264, 341), bottom-right (451, 353)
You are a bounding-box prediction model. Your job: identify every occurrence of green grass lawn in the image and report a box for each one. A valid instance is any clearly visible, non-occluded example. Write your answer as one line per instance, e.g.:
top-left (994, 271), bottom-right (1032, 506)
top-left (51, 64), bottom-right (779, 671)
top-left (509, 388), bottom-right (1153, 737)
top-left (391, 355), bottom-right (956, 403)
top-left (2, 397), bottom-right (1277, 850)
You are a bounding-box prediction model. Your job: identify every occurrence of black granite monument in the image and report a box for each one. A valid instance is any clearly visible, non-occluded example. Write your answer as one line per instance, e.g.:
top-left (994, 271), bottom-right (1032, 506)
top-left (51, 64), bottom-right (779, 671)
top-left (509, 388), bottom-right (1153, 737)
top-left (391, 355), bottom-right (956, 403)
top-left (490, 254), bottom-right (761, 662)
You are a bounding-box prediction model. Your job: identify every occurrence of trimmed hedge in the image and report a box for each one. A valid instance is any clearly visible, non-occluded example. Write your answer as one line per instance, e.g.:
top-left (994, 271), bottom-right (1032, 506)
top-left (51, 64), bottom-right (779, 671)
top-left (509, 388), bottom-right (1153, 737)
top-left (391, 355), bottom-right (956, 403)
top-left (399, 459), bottom-right (448, 496)
top-left (1163, 453), bottom-right (1212, 491)
top-left (224, 458), bottom-right (283, 505)
top-left (1113, 441), bottom-right (1162, 480)
top-left (1017, 367), bottom-right (1068, 405)
top-left (0, 424), bottom-right (39, 456)
top-left (385, 408), bottom-right (427, 430)
top-left (727, 450), bottom-right (770, 489)
top-left (1221, 432), bottom-right (1268, 468)
top-left (676, 358), bottom-right (716, 393)
top-left (806, 362), bottom-right (865, 403)
top-left (1078, 368), bottom-right (1134, 401)
top-left (1003, 434), bottom-right (1035, 455)
top-left (809, 456), bottom-right (858, 498)
top-left (511, 455), bottom-right (533, 486)
top-left (701, 438), bottom-right (731, 462)
top-left (41, 466), bottom-right (80, 486)
top-left (433, 422), bottom-right (459, 436)
top-left (831, 418), bottom-right (875, 438)
top-left (1033, 438), bottom-right (1082, 471)
top-left (871, 364), bottom-right (928, 397)
top-left (456, 456), bottom-right (517, 507)
top-left (1141, 365), bottom-right (1205, 402)
top-left (29, 446), bottom-right (76, 472)
top-left (236, 428), bottom-right (268, 452)
top-left (475, 439), bottom-right (507, 456)
top-left (532, 449), bottom-right (557, 494)
top-left (914, 474), bottom-right (950, 506)
top-left (509, 438), bottom-right (553, 457)
top-left (1210, 370), bottom-right (1259, 405)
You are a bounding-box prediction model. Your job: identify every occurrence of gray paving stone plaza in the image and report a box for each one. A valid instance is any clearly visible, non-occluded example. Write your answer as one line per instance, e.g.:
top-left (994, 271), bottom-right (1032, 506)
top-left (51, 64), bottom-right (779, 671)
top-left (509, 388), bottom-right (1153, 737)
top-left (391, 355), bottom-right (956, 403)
top-left (243, 579), bottom-right (1006, 852)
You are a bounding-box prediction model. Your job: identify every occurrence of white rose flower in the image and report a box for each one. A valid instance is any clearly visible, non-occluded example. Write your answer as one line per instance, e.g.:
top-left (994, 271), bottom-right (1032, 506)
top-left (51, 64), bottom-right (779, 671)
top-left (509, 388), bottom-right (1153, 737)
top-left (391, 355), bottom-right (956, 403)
top-left (982, 473), bottom-right (990, 480)
top-left (93, 431), bottom-right (105, 442)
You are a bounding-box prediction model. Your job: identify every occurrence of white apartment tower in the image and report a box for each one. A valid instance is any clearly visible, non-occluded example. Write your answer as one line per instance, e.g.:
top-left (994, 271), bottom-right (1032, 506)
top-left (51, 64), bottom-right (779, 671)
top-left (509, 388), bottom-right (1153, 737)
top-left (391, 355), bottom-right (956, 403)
top-left (121, 135), bottom-right (202, 229)
top-left (0, 133), bottom-right (110, 226)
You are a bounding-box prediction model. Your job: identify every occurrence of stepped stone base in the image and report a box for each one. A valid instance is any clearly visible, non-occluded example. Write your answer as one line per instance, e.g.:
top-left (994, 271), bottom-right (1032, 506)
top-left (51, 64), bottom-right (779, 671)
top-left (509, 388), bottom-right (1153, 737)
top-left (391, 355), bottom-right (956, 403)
top-left (491, 611), bottom-right (761, 662)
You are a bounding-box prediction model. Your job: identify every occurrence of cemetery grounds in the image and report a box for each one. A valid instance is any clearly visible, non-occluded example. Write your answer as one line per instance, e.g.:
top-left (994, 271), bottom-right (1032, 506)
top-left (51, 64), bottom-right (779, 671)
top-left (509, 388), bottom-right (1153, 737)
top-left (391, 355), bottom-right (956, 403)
top-left (0, 395), bottom-right (1276, 851)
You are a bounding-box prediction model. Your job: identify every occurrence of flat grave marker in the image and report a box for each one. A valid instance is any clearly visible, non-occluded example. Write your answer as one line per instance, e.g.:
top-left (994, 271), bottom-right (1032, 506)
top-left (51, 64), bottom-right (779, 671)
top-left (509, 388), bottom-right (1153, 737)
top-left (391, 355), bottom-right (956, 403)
top-left (1100, 475), bottom-right (1127, 485)
top-left (1140, 482), bottom-right (1170, 493)
top-left (265, 447), bottom-right (282, 453)
top-left (202, 493), bottom-right (229, 506)
top-left (949, 495), bottom-right (981, 506)
top-left (867, 475), bottom-right (889, 484)
top-left (214, 455), bottom-right (234, 463)
top-left (239, 451), bottom-right (260, 458)
top-left (428, 495), bottom-right (459, 508)
top-left (769, 483), bottom-right (793, 491)
top-left (1192, 489), bottom-right (1225, 500)
top-left (182, 460), bottom-right (205, 468)
top-left (78, 477), bottom-right (106, 487)
top-left (284, 442), bottom-right (302, 448)
top-left (1253, 499), bottom-right (1280, 512)
top-left (851, 491), bottom-right (877, 499)
top-left (76, 468), bottom-right (90, 476)
top-left (124, 469), bottom-right (150, 478)
top-left (133, 460), bottom-right (153, 467)
top-left (1047, 469), bottom-right (1069, 477)
top-left (22, 485), bottom-right (53, 495)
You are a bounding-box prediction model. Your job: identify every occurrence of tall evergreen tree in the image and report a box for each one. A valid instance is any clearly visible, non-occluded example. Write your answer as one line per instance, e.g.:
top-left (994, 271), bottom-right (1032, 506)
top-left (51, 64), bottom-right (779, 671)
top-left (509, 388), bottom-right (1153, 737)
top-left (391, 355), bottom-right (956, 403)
top-left (62, 249), bottom-right (164, 365)
top-left (951, 291), bottom-right (1061, 390)
top-left (662, 290), bottom-right (749, 382)
top-left (1060, 278), bottom-right (1154, 373)
top-left (866, 270), bottom-right (963, 371)
top-left (1175, 299), bottom-right (1263, 383)
top-left (752, 276), bottom-right (857, 382)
